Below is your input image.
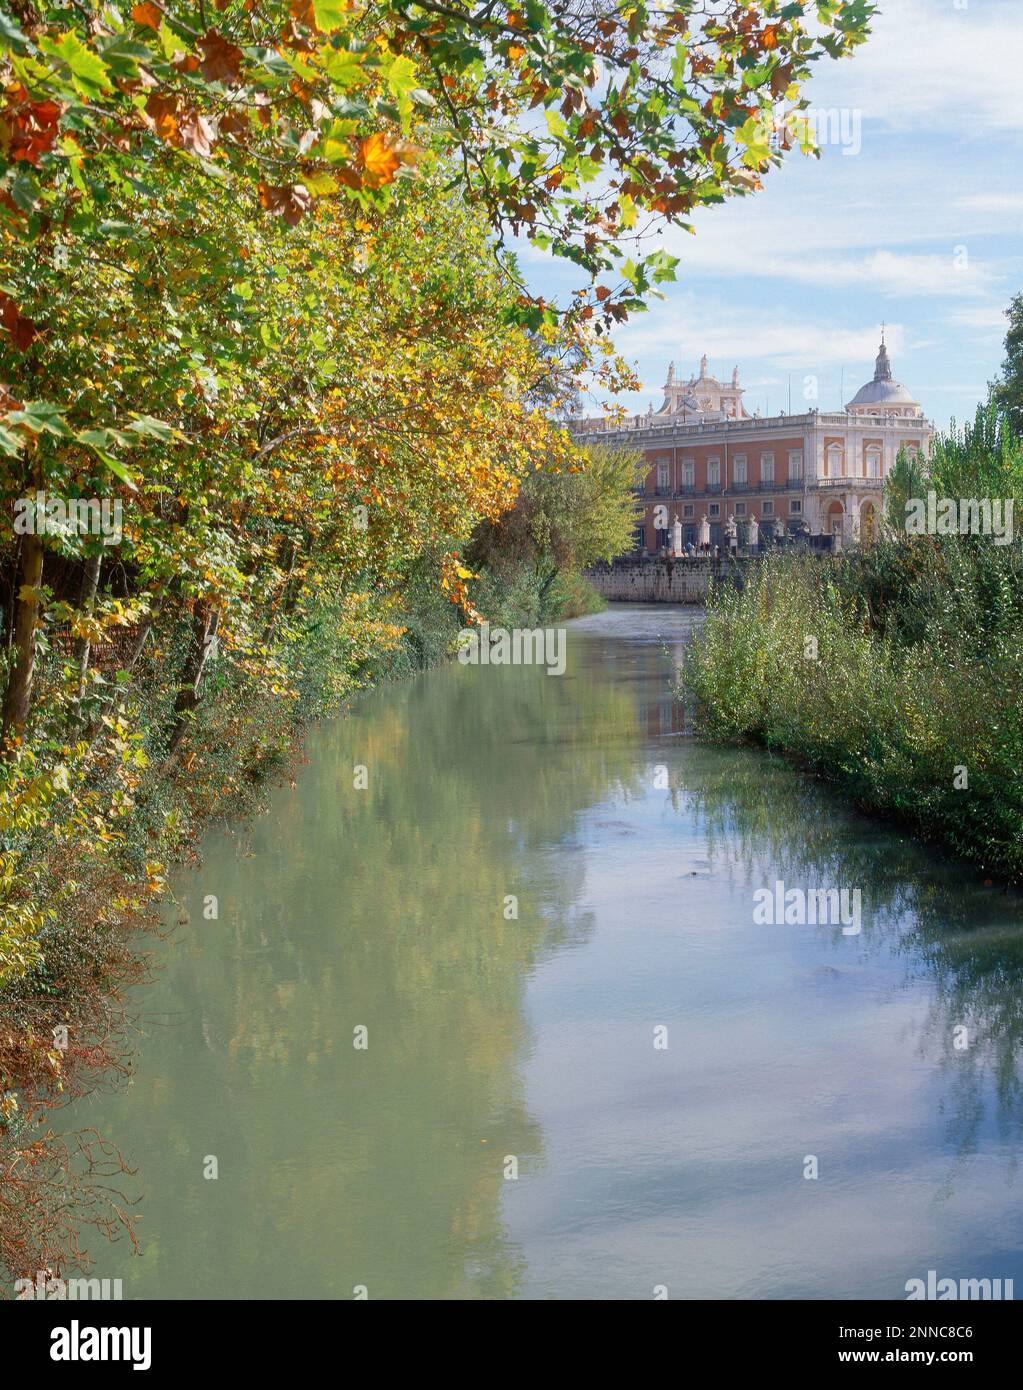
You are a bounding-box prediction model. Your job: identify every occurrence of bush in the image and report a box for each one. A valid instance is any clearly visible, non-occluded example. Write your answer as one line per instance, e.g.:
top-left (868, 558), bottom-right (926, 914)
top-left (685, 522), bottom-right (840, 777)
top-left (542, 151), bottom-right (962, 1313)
top-left (683, 543), bottom-right (1023, 882)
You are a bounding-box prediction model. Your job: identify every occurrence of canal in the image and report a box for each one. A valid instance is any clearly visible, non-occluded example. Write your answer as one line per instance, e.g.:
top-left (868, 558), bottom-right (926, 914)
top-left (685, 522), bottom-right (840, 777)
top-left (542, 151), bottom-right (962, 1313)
top-left (67, 604), bottom-right (1023, 1299)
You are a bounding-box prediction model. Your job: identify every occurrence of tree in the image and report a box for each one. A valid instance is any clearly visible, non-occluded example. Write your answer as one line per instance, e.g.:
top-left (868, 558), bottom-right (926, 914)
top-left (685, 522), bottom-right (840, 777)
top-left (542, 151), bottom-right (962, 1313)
top-left (994, 292), bottom-right (1023, 436)
top-left (0, 0), bottom-right (877, 736)
top-left (469, 445), bottom-right (644, 611)
top-left (883, 445), bottom-right (927, 535)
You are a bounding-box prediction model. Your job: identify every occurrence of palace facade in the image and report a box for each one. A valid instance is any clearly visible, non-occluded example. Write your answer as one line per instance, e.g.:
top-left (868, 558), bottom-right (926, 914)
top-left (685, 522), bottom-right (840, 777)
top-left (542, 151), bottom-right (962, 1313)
top-left (570, 340), bottom-right (933, 552)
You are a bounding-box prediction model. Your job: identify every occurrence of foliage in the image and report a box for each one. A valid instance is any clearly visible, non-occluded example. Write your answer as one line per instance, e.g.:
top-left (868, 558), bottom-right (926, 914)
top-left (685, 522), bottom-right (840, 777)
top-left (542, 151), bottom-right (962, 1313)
top-left (0, 0), bottom-right (875, 373)
top-left (993, 291), bottom-right (1023, 436)
top-left (468, 444), bottom-right (642, 615)
top-left (882, 442), bottom-right (926, 533)
top-left (685, 407), bottom-right (1023, 885)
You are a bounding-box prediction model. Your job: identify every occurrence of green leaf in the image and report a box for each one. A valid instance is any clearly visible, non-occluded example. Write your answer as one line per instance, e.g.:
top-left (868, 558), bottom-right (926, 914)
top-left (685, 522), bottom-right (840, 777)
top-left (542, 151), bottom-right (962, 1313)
top-left (9, 168), bottom-right (40, 213)
top-left (126, 414), bottom-right (176, 441)
top-left (383, 54), bottom-right (417, 124)
top-left (39, 33), bottom-right (114, 99)
top-left (313, 0), bottom-right (350, 33)
top-left (7, 402), bottom-right (71, 439)
top-left (0, 9), bottom-right (28, 50)
top-left (318, 46), bottom-right (369, 89)
top-left (0, 424), bottom-right (23, 457)
top-left (302, 172), bottom-right (338, 196)
top-left (77, 435), bottom-right (137, 490)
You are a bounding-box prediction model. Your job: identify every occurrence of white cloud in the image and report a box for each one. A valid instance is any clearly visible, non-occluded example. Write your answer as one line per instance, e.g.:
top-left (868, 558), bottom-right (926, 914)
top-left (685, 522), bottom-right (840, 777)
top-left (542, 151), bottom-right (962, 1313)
top-left (673, 244), bottom-right (997, 300)
top-left (807, 0), bottom-right (1023, 135)
top-left (956, 194), bottom-right (1023, 215)
top-left (947, 305), bottom-right (1011, 332)
top-left (615, 298), bottom-right (907, 373)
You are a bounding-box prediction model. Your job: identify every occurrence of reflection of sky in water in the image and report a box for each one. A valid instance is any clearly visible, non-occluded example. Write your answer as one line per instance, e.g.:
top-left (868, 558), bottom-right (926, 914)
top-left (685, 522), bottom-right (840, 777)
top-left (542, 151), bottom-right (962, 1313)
top-left (504, 607), bottom-right (1023, 1300)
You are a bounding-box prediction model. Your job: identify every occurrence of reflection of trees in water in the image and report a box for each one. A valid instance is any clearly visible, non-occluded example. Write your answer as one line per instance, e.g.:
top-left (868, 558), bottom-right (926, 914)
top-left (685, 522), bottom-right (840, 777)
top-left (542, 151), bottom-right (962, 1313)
top-left (678, 746), bottom-right (1023, 1171)
top-left (117, 649), bottom-right (643, 1299)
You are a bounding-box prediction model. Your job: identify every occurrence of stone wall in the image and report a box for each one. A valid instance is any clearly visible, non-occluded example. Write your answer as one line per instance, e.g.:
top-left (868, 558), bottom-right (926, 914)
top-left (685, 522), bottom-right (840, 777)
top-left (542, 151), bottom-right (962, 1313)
top-left (585, 559), bottom-right (734, 603)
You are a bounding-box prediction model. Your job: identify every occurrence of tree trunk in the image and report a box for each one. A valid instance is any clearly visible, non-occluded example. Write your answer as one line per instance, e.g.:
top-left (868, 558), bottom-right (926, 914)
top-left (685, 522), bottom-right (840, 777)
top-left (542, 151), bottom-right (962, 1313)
top-left (69, 552), bottom-right (102, 728)
top-left (1, 531), bottom-right (44, 747)
top-left (3, 536), bottom-right (21, 656)
top-left (166, 604), bottom-right (219, 756)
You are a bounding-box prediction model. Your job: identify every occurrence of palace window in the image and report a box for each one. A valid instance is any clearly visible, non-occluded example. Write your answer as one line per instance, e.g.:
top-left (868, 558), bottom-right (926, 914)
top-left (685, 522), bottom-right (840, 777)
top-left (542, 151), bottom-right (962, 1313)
top-left (733, 455), bottom-right (748, 485)
top-left (683, 504), bottom-right (694, 518)
top-left (826, 444), bottom-right (844, 476)
top-left (735, 502), bottom-right (746, 516)
top-left (790, 499), bottom-right (802, 514)
top-left (682, 458), bottom-right (695, 487)
top-left (788, 450), bottom-right (803, 480)
top-left (657, 462), bottom-right (670, 490)
top-left (709, 503), bottom-right (721, 517)
top-left (762, 501), bottom-right (774, 514)
top-left (866, 447), bottom-right (882, 478)
top-left (707, 457), bottom-right (721, 486)
top-left (761, 452), bottom-right (775, 482)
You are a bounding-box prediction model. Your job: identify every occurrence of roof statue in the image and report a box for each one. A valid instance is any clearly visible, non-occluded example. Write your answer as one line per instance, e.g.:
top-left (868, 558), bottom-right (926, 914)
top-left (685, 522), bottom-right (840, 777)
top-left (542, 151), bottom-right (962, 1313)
top-left (655, 350), bottom-right (751, 421)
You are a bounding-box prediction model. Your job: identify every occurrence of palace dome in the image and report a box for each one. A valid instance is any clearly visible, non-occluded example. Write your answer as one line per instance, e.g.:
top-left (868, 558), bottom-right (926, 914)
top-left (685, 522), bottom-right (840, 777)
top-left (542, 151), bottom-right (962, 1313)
top-left (847, 340), bottom-right (921, 414)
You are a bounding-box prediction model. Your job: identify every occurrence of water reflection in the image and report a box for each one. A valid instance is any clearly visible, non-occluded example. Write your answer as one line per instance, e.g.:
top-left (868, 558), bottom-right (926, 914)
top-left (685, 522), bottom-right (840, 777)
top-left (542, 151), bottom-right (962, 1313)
top-left (683, 755), bottom-right (1023, 1168)
top-left (53, 605), bottom-right (1023, 1300)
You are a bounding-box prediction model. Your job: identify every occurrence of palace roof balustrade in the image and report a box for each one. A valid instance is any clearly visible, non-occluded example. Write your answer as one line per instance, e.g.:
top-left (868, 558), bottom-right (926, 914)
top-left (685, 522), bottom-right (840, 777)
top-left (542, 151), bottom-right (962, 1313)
top-left (567, 409), bottom-right (933, 447)
top-left (812, 476), bottom-right (886, 490)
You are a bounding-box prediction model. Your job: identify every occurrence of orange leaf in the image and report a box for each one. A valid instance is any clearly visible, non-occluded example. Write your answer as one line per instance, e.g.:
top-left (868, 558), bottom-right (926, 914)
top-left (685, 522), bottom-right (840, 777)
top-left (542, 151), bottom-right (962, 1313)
top-left (359, 132), bottom-right (400, 188)
top-left (290, 0), bottom-right (318, 24)
top-left (130, 2), bottom-right (162, 30)
top-left (144, 93), bottom-right (179, 143)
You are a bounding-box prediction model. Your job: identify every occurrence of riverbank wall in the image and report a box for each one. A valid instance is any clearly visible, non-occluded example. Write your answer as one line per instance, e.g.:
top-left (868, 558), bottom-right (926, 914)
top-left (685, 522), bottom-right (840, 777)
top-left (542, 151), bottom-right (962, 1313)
top-left (585, 557), bottom-right (745, 603)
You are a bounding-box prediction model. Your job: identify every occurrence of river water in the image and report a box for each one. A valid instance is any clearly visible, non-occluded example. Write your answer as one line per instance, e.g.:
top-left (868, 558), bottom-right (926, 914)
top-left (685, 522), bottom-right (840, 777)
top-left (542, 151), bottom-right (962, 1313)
top-left (61, 605), bottom-right (1023, 1300)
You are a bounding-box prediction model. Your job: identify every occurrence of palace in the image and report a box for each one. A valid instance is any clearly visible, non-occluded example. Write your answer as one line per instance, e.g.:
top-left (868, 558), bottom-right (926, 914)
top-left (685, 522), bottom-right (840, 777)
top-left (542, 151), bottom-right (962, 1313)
top-left (570, 338), bottom-right (933, 552)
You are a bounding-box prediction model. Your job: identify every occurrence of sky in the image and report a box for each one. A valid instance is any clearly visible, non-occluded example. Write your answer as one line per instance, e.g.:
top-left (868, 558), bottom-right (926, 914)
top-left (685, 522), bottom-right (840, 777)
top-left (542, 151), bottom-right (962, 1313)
top-left (522, 0), bottom-right (1023, 432)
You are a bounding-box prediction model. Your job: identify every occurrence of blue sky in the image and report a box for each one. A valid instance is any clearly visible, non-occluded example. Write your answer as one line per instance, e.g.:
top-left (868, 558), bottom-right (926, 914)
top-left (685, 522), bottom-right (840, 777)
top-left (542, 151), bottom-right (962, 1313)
top-left (522, 0), bottom-right (1023, 433)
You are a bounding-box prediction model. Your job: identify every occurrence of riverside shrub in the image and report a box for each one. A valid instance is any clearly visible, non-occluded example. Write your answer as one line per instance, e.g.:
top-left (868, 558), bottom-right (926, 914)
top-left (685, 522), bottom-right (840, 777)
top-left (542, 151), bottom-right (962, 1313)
top-left (684, 543), bottom-right (1023, 883)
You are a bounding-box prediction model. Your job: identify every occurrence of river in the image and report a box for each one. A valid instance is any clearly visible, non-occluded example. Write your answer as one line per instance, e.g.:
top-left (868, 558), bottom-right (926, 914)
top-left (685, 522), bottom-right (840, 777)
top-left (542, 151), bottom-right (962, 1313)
top-left (60, 605), bottom-right (1023, 1300)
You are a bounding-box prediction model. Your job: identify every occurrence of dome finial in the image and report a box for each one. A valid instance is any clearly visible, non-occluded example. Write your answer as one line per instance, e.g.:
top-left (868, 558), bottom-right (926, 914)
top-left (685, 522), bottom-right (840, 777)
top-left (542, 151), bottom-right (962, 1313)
top-left (874, 331), bottom-right (892, 383)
